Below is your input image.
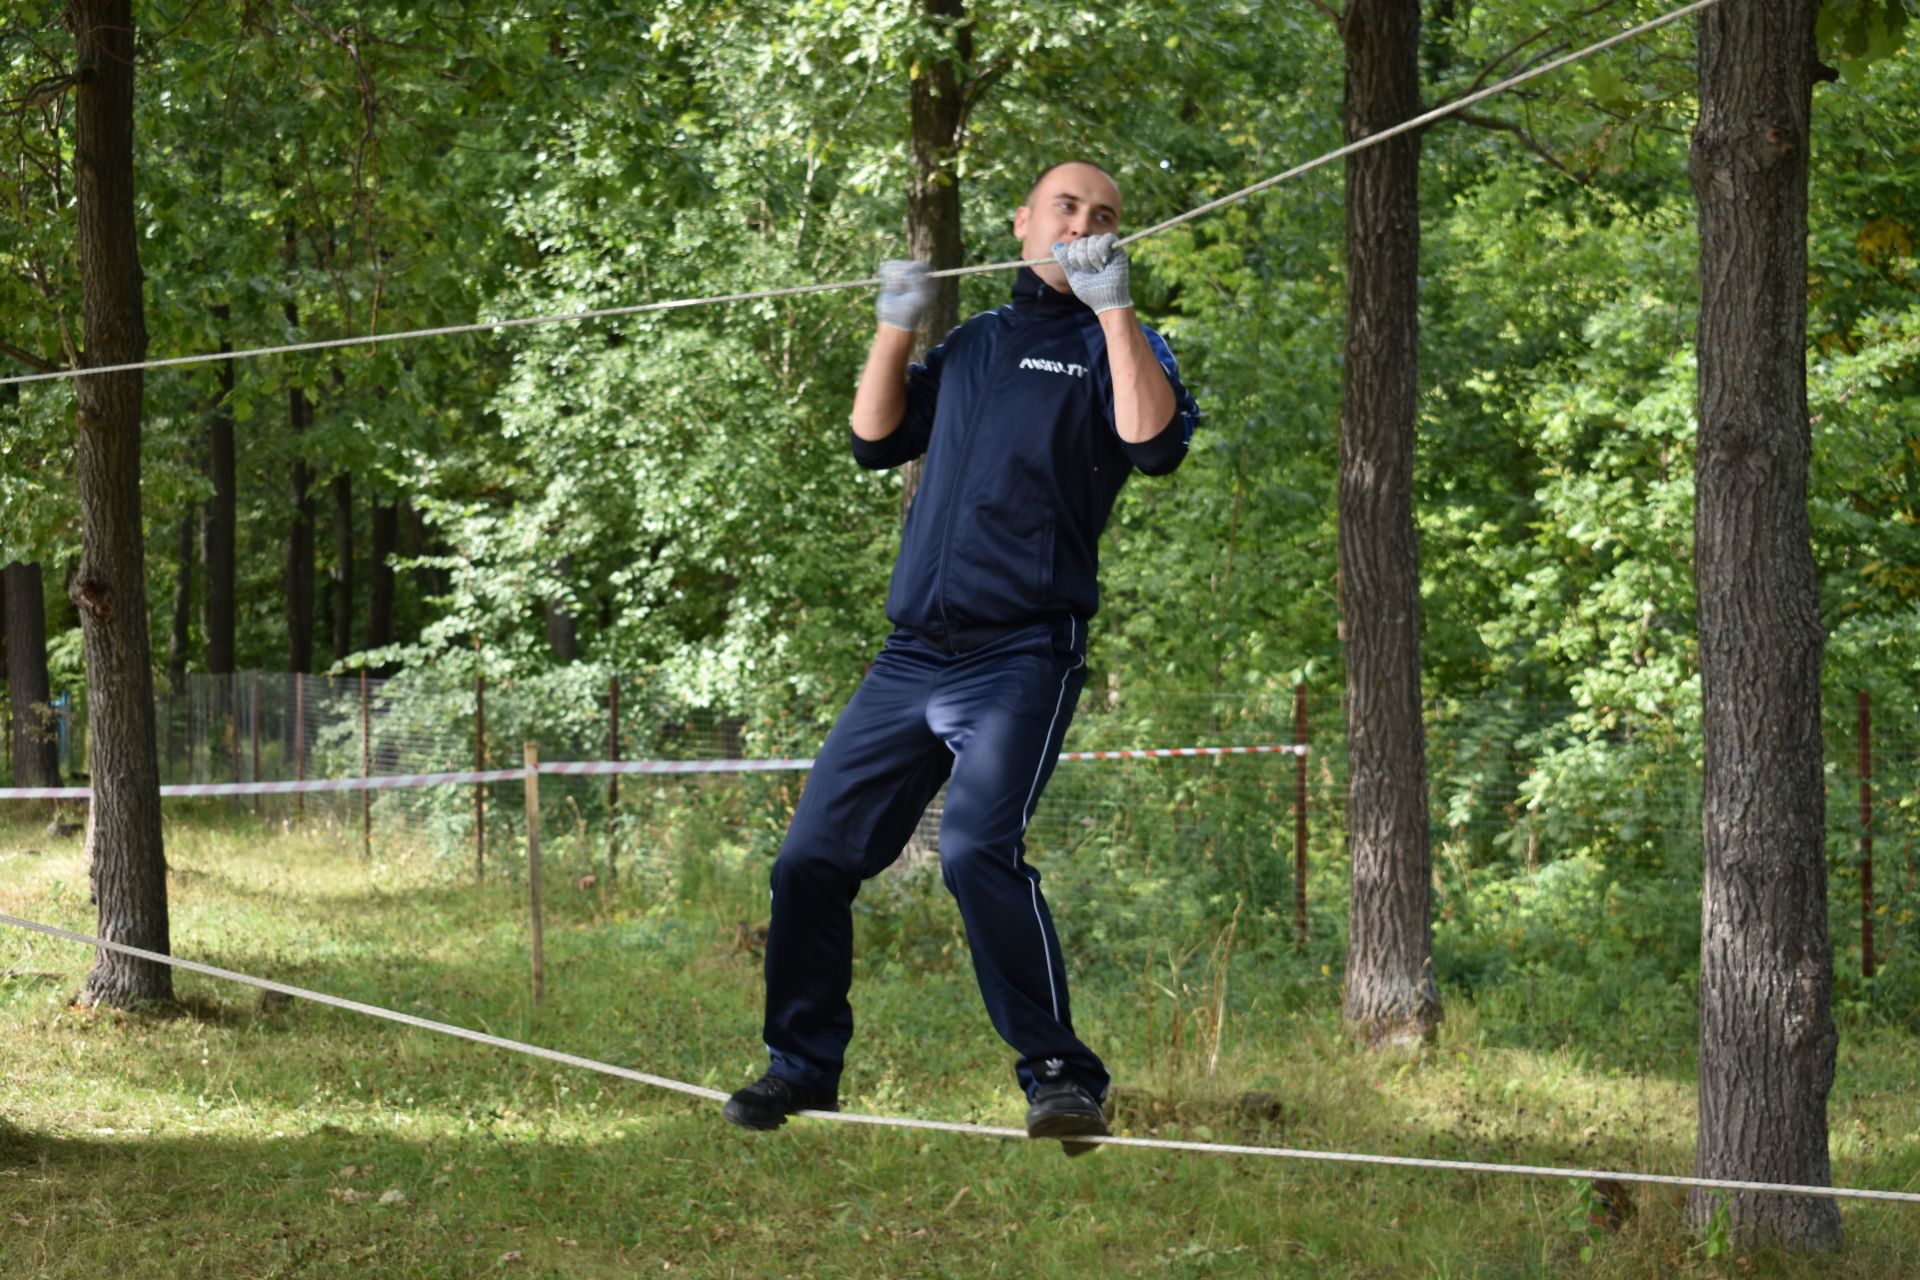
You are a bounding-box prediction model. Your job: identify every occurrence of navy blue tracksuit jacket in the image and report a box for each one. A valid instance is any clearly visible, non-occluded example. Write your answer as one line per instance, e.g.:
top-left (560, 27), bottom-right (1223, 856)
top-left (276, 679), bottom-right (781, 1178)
top-left (760, 267), bottom-right (1199, 1102)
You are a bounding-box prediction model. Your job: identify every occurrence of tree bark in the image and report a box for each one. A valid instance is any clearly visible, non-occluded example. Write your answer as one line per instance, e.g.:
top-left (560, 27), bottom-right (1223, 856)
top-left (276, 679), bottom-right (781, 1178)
top-left (1338, 0), bottom-right (1440, 1047)
top-left (203, 305), bottom-right (236, 674)
top-left (286, 382), bottom-right (315, 676)
top-left (166, 514), bottom-right (191, 691)
top-left (367, 493), bottom-right (398, 669)
top-left (900, 0), bottom-right (968, 517)
top-left (64, 0), bottom-right (172, 1009)
top-left (283, 218), bottom-right (315, 678)
top-left (4, 562), bottom-right (62, 788)
top-left (331, 472), bottom-right (353, 663)
top-left (544, 555), bottom-right (577, 662)
top-left (1687, 0), bottom-right (1840, 1249)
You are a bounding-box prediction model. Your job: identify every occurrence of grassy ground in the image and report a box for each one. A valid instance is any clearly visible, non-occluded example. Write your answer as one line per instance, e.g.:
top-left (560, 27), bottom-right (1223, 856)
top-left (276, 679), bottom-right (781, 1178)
top-left (2, 810), bottom-right (1916, 1278)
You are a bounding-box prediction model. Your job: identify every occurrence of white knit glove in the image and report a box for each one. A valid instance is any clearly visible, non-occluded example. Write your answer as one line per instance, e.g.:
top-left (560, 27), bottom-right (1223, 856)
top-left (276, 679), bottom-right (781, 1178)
top-left (876, 259), bottom-right (933, 332)
top-left (1052, 234), bottom-right (1132, 314)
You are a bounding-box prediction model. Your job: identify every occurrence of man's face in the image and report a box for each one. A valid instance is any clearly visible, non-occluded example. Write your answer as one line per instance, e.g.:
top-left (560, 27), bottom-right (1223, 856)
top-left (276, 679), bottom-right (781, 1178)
top-left (1013, 163), bottom-right (1123, 292)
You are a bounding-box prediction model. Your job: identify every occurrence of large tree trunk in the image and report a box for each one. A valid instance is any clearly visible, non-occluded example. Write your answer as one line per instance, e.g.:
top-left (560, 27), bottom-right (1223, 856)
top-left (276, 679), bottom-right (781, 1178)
top-left (331, 472), bottom-right (353, 663)
top-left (4, 561), bottom-right (62, 788)
top-left (203, 305), bottom-right (236, 675)
top-left (367, 493), bottom-right (398, 670)
top-left (65, 0), bottom-right (172, 1009)
top-left (545, 555), bottom-right (577, 662)
top-left (166, 514), bottom-right (192, 691)
top-left (1687, 0), bottom-right (1840, 1250)
top-left (286, 382), bottom-right (315, 677)
top-left (900, 0), bottom-right (968, 517)
top-left (402, 499), bottom-right (448, 612)
top-left (1338, 0), bottom-right (1439, 1047)
top-left (283, 219), bottom-right (315, 679)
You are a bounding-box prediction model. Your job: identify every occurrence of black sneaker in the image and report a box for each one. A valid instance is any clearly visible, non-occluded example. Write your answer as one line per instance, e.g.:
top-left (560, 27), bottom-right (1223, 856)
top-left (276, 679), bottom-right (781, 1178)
top-left (722, 1072), bottom-right (837, 1130)
top-left (1025, 1059), bottom-right (1111, 1156)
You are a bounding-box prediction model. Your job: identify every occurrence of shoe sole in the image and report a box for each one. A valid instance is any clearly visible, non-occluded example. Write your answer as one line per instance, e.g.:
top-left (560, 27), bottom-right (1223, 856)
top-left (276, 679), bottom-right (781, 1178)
top-left (722, 1099), bottom-right (839, 1131)
top-left (722, 1100), bottom-right (788, 1130)
top-left (1027, 1108), bottom-right (1109, 1156)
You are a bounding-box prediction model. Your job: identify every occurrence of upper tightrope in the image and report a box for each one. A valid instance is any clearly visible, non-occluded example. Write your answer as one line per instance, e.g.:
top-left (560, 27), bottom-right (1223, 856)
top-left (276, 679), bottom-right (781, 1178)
top-left (4, 908), bottom-right (1916, 1206)
top-left (0, 0), bottom-right (1723, 389)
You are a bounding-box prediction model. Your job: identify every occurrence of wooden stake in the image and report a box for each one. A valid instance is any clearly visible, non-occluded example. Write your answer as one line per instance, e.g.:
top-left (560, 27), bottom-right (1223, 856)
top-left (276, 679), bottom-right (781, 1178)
top-left (1860, 689), bottom-right (1874, 981)
top-left (294, 673), bottom-right (306, 822)
top-left (608, 673), bottom-right (620, 880)
top-left (361, 670), bottom-right (372, 862)
top-left (229, 670), bottom-right (240, 787)
top-left (525, 741), bottom-right (545, 1005)
top-left (475, 668), bottom-right (487, 882)
top-left (250, 670), bottom-right (261, 815)
top-left (1294, 682), bottom-right (1310, 953)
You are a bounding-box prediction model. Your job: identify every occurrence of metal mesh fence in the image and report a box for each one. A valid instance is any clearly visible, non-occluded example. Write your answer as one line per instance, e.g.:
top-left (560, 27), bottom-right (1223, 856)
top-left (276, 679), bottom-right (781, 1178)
top-left (12, 671), bottom-right (1918, 964)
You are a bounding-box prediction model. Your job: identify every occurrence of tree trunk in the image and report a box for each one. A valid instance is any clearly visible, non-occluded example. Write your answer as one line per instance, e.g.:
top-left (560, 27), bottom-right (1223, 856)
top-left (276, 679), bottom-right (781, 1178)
top-left (367, 493), bottom-right (398, 670)
top-left (1687, 0), bottom-right (1840, 1249)
top-left (1338, 0), bottom-right (1439, 1047)
top-left (545, 555), bottom-right (577, 662)
top-left (64, 0), bottom-right (172, 1009)
top-left (283, 219), bottom-right (315, 679)
top-left (331, 472), bottom-right (353, 663)
top-left (286, 386), bottom-right (315, 676)
top-left (4, 562), bottom-right (62, 788)
top-left (900, 0), bottom-right (968, 518)
top-left (402, 499), bottom-right (448, 610)
top-left (203, 305), bottom-right (236, 674)
top-left (166, 514), bottom-right (192, 692)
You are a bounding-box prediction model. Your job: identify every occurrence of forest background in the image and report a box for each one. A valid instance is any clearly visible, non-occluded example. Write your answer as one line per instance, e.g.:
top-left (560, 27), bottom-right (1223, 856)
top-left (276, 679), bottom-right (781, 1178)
top-left (2, 0), bottom-right (1919, 1273)
top-left (7, 0), bottom-right (1916, 993)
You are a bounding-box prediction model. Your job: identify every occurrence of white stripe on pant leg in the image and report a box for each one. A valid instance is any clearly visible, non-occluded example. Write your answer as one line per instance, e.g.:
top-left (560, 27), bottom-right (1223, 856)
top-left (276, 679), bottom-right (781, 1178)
top-left (1028, 873), bottom-right (1061, 1022)
top-left (1020, 623), bottom-right (1083, 828)
top-left (1016, 625), bottom-right (1083, 1025)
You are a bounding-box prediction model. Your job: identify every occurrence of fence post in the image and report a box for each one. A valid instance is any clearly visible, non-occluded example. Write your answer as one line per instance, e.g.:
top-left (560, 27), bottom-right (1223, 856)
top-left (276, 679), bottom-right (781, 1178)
top-left (229, 670), bottom-right (240, 786)
top-left (361, 670), bottom-right (373, 862)
top-left (1860, 689), bottom-right (1874, 981)
top-left (475, 669), bottom-right (487, 883)
top-left (608, 673), bottom-right (620, 880)
top-left (294, 673), bottom-right (306, 822)
top-left (525, 740), bottom-right (545, 1005)
top-left (250, 671), bottom-right (261, 814)
top-left (1294, 682), bottom-right (1309, 953)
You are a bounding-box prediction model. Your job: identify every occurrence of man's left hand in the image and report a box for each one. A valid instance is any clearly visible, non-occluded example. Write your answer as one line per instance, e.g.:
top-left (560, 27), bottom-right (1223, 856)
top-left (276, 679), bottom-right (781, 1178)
top-left (1053, 234), bottom-right (1132, 315)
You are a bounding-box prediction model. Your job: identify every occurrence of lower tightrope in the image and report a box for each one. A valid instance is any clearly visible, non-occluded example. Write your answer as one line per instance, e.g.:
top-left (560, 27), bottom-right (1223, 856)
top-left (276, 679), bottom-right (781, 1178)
top-left (4, 911), bottom-right (1916, 1206)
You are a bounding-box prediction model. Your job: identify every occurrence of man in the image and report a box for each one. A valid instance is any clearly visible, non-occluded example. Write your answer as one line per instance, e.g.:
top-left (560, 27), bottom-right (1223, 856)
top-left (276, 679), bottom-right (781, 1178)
top-left (724, 161), bottom-right (1199, 1151)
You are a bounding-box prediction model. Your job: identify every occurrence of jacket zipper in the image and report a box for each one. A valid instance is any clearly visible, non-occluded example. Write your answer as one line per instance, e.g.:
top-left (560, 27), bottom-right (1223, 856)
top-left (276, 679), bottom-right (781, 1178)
top-left (934, 319), bottom-right (1010, 653)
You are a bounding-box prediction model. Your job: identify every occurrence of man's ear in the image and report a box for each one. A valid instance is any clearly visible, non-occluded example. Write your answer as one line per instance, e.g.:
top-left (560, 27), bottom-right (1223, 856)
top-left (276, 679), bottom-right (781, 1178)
top-left (1012, 205), bottom-right (1030, 238)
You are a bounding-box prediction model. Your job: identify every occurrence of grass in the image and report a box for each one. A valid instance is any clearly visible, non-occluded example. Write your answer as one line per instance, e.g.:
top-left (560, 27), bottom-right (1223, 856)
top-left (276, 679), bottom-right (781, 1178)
top-left (2, 808), bottom-right (1917, 1278)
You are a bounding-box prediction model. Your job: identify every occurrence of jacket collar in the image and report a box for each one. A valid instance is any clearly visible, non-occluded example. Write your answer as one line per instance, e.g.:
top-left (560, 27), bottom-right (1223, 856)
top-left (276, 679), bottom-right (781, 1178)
top-left (1012, 266), bottom-right (1091, 314)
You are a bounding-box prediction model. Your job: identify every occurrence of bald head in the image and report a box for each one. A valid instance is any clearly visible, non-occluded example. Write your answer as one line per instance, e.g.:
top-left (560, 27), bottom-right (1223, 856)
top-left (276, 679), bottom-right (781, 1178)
top-left (1014, 162), bottom-right (1124, 292)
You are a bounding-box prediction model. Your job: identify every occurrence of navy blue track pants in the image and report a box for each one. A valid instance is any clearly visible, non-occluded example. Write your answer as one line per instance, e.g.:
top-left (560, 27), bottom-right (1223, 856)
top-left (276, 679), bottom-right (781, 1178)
top-left (761, 617), bottom-right (1108, 1101)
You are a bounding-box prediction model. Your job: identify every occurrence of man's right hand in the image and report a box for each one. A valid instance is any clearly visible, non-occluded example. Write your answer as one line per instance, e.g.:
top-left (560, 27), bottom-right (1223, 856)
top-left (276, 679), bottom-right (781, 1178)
top-left (876, 259), bottom-right (933, 333)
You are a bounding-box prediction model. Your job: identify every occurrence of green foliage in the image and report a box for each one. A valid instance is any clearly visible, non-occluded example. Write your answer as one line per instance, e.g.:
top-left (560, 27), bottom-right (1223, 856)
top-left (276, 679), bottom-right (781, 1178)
top-left (5, 0), bottom-right (1920, 1055)
top-left (5, 815), bottom-right (1920, 1276)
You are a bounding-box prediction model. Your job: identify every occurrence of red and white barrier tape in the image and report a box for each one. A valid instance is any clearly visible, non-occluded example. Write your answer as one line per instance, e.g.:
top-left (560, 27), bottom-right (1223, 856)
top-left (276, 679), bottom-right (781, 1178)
top-left (0, 768), bottom-right (527, 802)
top-left (0, 743), bottom-right (1303, 801)
top-left (1057, 744), bottom-right (1304, 762)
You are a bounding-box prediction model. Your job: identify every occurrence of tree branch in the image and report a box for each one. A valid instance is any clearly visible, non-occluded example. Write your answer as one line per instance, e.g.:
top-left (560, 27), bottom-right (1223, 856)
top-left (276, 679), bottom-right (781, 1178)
top-left (0, 338), bottom-right (61, 373)
top-left (1451, 110), bottom-right (1588, 182)
top-left (1304, 0), bottom-right (1344, 31)
top-left (3, 67), bottom-right (89, 110)
top-left (954, 56), bottom-right (1010, 140)
top-left (1456, 0), bottom-right (1621, 98)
